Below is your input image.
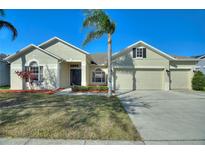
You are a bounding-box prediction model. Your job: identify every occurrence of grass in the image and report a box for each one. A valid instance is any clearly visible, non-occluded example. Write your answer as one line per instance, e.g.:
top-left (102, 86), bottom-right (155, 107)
top-left (0, 93), bottom-right (141, 140)
top-left (0, 86), bottom-right (10, 90)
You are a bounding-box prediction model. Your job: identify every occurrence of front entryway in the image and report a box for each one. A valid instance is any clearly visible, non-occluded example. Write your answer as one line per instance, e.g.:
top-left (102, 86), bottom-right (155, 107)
top-left (70, 69), bottom-right (81, 85)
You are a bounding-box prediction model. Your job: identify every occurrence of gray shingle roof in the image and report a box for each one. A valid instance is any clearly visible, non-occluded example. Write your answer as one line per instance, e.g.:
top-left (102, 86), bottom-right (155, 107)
top-left (90, 53), bottom-right (107, 65)
top-left (191, 54), bottom-right (205, 59)
top-left (0, 53), bottom-right (8, 60)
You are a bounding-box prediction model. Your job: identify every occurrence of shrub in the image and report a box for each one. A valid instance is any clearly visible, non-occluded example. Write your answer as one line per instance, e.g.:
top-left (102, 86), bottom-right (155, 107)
top-left (72, 85), bottom-right (108, 92)
top-left (192, 71), bottom-right (205, 91)
top-left (98, 86), bottom-right (108, 91)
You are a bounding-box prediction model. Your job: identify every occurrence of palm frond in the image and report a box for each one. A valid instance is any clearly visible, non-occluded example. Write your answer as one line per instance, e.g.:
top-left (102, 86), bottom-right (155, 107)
top-left (83, 15), bottom-right (99, 28)
top-left (82, 9), bottom-right (116, 45)
top-left (83, 30), bottom-right (104, 46)
top-left (0, 20), bottom-right (18, 40)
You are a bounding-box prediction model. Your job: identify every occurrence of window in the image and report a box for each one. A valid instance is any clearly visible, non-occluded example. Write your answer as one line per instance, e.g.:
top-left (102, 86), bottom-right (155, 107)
top-left (133, 47), bottom-right (146, 58)
top-left (25, 61), bottom-right (43, 82)
top-left (137, 48), bottom-right (143, 57)
top-left (30, 62), bottom-right (39, 81)
top-left (92, 68), bottom-right (105, 83)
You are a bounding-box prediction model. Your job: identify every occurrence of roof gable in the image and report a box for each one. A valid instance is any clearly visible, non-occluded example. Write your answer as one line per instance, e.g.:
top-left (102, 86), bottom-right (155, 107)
top-left (5, 44), bottom-right (62, 62)
top-left (39, 37), bottom-right (90, 55)
top-left (113, 41), bottom-right (176, 60)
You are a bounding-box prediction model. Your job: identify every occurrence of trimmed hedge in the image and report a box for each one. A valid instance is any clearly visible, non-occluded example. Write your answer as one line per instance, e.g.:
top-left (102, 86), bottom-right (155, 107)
top-left (72, 85), bottom-right (108, 92)
top-left (192, 71), bottom-right (205, 91)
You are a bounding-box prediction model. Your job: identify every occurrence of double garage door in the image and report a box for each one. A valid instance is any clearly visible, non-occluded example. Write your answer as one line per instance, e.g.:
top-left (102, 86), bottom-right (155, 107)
top-left (115, 69), bottom-right (163, 90)
top-left (114, 69), bottom-right (191, 90)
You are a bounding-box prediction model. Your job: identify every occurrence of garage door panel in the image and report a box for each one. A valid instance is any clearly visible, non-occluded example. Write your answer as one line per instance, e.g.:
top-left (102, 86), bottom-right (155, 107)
top-left (170, 70), bottom-right (189, 90)
top-left (135, 70), bottom-right (162, 90)
top-left (115, 69), bottom-right (163, 90)
top-left (115, 70), bottom-right (133, 90)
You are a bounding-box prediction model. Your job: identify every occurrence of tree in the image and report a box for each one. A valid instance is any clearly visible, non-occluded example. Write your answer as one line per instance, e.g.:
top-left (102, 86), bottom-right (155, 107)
top-left (0, 9), bottom-right (17, 40)
top-left (192, 71), bottom-right (205, 91)
top-left (82, 10), bottom-right (115, 97)
top-left (15, 70), bottom-right (36, 89)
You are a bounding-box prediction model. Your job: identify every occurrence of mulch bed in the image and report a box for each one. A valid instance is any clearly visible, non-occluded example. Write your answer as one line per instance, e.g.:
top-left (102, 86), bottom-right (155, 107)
top-left (0, 88), bottom-right (64, 95)
top-left (72, 90), bottom-right (108, 93)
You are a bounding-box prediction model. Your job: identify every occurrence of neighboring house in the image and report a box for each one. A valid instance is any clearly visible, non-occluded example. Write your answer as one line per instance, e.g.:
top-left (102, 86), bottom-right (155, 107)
top-left (5, 37), bottom-right (198, 90)
top-left (193, 54), bottom-right (205, 74)
top-left (0, 54), bottom-right (10, 86)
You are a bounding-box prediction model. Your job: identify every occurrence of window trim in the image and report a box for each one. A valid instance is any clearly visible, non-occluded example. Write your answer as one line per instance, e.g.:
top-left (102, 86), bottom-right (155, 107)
top-left (92, 68), bottom-right (106, 83)
top-left (25, 60), bottom-right (43, 82)
top-left (133, 47), bottom-right (145, 59)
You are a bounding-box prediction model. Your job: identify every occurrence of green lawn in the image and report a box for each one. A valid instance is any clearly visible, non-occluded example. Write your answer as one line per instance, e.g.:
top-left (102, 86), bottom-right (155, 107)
top-left (0, 93), bottom-right (141, 140)
top-left (0, 86), bottom-right (10, 90)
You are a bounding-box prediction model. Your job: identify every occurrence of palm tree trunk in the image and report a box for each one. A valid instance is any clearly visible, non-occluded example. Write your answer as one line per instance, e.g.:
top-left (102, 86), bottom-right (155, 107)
top-left (108, 33), bottom-right (112, 97)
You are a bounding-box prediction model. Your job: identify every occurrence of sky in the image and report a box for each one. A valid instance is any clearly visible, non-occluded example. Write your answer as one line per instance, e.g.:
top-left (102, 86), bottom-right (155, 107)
top-left (0, 9), bottom-right (205, 56)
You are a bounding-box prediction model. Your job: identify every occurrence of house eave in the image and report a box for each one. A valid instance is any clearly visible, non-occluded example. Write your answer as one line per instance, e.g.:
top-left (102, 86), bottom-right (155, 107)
top-left (171, 59), bottom-right (199, 62)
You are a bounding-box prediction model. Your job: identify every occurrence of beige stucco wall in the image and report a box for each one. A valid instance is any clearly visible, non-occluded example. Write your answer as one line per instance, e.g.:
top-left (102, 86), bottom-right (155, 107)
top-left (0, 61), bottom-right (10, 86)
top-left (10, 48), bottom-right (59, 90)
top-left (113, 46), bottom-right (169, 68)
top-left (170, 61), bottom-right (197, 69)
top-left (41, 41), bottom-right (86, 61)
top-left (59, 62), bottom-right (69, 88)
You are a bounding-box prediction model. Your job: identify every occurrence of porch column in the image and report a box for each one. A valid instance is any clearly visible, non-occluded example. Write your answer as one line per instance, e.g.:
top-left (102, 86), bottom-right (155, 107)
top-left (81, 61), bottom-right (87, 86)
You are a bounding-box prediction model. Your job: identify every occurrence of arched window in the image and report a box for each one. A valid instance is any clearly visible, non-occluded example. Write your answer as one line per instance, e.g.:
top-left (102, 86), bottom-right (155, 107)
top-left (25, 61), bottom-right (43, 82)
top-left (92, 68), bottom-right (106, 83)
top-left (29, 61), bottom-right (39, 81)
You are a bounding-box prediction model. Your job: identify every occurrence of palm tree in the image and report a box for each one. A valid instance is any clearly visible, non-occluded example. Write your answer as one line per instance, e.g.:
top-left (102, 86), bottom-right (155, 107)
top-left (0, 9), bottom-right (17, 40)
top-left (82, 10), bottom-right (115, 97)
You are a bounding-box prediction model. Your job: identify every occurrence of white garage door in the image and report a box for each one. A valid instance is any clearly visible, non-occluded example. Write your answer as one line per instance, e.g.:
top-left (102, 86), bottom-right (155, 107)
top-left (115, 69), bottom-right (163, 90)
top-left (170, 69), bottom-right (190, 89)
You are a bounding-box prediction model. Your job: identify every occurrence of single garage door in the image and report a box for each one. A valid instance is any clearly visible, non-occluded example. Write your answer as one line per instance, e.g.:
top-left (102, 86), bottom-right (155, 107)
top-left (115, 69), bottom-right (163, 90)
top-left (170, 69), bottom-right (190, 89)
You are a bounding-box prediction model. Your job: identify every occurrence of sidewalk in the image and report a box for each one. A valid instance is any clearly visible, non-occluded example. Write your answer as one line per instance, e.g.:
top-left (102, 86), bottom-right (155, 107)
top-left (0, 137), bottom-right (144, 145)
top-left (1, 137), bottom-right (205, 145)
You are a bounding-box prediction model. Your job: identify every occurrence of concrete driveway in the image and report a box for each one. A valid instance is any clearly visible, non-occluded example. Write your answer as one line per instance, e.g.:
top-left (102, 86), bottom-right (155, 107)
top-left (118, 90), bottom-right (205, 144)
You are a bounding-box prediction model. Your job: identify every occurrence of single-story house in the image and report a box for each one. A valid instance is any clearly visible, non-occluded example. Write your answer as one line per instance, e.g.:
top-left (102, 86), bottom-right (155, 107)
top-left (193, 54), bottom-right (205, 74)
top-left (5, 37), bottom-right (199, 90)
top-left (0, 58), bottom-right (10, 87)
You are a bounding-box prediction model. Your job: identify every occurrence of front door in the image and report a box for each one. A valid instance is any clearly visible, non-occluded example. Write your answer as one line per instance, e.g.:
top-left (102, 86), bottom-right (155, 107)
top-left (70, 69), bottom-right (81, 85)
